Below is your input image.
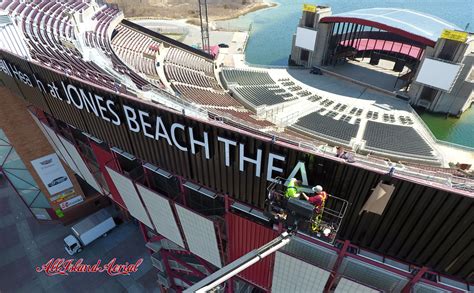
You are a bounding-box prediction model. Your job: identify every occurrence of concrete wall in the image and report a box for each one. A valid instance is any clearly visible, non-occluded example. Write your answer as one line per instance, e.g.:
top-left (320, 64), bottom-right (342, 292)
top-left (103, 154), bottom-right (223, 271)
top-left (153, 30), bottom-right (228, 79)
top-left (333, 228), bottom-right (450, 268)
top-left (410, 37), bottom-right (473, 115)
top-left (290, 7), bottom-right (332, 68)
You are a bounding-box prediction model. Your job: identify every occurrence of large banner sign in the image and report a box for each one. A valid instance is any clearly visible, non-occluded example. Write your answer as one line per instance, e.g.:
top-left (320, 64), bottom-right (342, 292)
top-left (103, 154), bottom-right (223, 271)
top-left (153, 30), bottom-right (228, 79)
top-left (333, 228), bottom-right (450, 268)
top-left (31, 153), bottom-right (73, 196)
top-left (0, 53), bottom-right (311, 188)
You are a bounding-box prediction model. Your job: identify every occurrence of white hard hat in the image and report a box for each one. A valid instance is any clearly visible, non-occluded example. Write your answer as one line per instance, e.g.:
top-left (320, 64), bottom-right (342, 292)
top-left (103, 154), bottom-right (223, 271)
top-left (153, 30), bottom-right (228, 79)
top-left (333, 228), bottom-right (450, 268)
top-left (312, 185), bottom-right (323, 193)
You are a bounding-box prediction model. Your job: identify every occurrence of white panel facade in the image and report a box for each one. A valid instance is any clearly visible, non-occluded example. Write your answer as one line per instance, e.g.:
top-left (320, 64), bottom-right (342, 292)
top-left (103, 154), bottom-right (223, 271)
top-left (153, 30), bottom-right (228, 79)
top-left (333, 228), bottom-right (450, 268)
top-left (295, 27), bottom-right (317, 51)
top-left (415, 58), bottom-right (462, 91)
top-left (41, 123), bottom-right (82, 176)
top-left (175, 205), bottom-right (222, 268)
top-left (106, 167), bottom-right (153, 228)
top-left (335, 277), bottom-right (380, 293)
top-left (136, 184), bottom-right (184, 247)
top-left (59, 136), bottom-right (103, 193)
top-left (272, 251), bottom-right (330, 293)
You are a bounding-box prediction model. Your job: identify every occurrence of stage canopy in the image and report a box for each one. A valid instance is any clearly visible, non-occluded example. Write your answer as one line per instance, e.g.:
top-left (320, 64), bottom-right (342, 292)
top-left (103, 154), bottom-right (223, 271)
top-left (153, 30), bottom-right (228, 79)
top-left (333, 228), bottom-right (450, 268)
top-left (321, 8), bottom-right (462, 47)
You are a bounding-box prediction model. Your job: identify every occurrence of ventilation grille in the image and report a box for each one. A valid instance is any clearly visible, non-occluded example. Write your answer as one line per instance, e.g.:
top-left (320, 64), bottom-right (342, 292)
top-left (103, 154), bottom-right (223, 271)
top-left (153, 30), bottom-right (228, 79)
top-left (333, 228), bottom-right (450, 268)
top-left (338, 257), bottom-right (408, 292)
top-left (280, 237), bottom-right (337, 270)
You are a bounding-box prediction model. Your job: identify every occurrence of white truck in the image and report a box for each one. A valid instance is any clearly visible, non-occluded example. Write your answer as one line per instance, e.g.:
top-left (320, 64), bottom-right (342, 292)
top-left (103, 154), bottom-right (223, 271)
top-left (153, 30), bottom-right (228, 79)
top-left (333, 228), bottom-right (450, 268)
top-left (64, 209), bottom-right (116, 255)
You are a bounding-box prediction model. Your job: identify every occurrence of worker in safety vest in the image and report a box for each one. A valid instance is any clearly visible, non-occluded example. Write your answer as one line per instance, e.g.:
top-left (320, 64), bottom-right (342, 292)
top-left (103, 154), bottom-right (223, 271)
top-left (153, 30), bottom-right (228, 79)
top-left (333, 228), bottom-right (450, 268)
top-left (302, 185), bottom-right (327, 213)
top-left (302, 185), bottom-right (328, 232)
top-left (284, 178), bottom-right (301, 199)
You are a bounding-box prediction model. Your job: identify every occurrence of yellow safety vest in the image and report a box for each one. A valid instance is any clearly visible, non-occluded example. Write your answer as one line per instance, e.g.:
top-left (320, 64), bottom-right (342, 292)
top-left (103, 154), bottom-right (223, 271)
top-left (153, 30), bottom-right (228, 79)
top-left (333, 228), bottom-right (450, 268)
top-left (285, 180), bottom-right (299, 198)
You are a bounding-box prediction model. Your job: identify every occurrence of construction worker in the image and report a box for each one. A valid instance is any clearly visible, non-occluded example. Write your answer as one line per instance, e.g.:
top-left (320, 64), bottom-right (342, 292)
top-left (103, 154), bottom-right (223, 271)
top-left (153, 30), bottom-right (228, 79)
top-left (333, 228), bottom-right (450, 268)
top-left (302, 185), bottom-right (328, 232)
top-left (302, 185), bottom-right (327, 212)
top-left (284, 178), bottom-right (301, 199)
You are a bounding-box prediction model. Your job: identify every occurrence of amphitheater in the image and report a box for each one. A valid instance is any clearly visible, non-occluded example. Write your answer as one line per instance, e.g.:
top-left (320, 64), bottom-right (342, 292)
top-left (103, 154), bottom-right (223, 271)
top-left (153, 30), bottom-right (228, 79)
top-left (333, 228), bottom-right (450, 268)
top-left (0, 0), bottom-right (472, 190)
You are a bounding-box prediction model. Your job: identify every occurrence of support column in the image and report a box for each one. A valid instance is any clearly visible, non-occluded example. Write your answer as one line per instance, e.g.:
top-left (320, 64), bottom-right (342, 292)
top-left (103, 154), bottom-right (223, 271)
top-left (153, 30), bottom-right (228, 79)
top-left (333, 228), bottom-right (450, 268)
top-left (324, 240), bottom-right (350, 291)
top-left (401, 266), bottom-right (429, 293)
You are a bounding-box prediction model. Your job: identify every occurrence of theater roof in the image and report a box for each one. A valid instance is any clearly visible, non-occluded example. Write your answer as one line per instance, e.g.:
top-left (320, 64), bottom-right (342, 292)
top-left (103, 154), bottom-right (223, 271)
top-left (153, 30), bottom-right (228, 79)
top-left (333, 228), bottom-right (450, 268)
top-left (321, 8), bottom-right (462, 46)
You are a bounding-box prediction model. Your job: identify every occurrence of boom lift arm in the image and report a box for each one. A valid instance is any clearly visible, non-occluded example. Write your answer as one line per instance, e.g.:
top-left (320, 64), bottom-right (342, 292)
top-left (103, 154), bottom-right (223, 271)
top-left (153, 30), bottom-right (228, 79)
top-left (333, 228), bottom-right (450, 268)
top-left (184, 178), bottom-right (349, 292)
top-left (183, 231), bottom-right (294, 293)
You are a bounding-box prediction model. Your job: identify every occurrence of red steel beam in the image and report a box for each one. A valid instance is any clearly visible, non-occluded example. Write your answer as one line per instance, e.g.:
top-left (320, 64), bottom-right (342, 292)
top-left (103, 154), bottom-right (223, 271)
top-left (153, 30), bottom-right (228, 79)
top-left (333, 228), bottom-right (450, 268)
top-left (324, 240), bottom-right (350, 291)
top-left (401, 266), bottom-right (429, 293)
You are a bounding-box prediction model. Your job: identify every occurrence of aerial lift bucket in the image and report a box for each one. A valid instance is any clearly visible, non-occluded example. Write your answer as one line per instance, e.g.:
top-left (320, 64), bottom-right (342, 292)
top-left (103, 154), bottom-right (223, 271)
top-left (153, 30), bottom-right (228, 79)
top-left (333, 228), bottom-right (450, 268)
top-left (265, 177), bottom-right (349, 243)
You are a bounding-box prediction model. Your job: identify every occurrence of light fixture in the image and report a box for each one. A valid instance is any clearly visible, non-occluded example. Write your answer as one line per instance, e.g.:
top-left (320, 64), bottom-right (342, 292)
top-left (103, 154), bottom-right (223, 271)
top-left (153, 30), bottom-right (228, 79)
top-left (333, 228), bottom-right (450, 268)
top-left (323, 228), bottom-right (331, 237)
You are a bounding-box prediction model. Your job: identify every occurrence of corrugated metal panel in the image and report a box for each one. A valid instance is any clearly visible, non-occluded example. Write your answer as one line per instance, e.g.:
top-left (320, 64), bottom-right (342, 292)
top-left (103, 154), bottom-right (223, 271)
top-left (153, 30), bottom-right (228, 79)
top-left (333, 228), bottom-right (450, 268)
top-left (227, 213), bottom-right (278, 290)
top-left (0, 51), bottom-right (24, 97)
top-left (0, 51), bottom-right (51, 113)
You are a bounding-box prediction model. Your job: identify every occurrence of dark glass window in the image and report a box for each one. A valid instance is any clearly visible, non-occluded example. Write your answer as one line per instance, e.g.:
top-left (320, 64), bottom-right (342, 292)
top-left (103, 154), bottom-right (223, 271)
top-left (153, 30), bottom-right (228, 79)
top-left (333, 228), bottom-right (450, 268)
top-left (305, 12), bottom-right (316, 28)
top-left (301, 49), bottom-right (310, 61)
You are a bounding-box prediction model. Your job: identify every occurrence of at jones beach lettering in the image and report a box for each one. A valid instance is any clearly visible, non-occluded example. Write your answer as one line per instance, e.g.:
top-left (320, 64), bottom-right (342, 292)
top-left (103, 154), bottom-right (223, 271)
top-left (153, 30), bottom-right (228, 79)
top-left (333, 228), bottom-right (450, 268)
top-left (35, 258), bottom-right (143, 276)
top-left (0, 58), bottom-right (312, 184)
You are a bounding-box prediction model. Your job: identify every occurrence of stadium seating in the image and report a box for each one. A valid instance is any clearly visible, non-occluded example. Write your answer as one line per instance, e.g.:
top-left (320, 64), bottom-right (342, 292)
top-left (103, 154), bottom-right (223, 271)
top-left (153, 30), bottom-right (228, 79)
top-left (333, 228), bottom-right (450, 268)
top-left (162, 44), bottom-right (250, 112)
top-left (307, 95), bottom-right (322, 102)
top-left (165, 64), bottom-right (220, 89)
top-left (6, 0), bottom-right (129, 93)
top-left (233, 85), bottom-right (296, 107)
top-left (165, 47), bottom-right (214, 76)
top-left (222, 69), bottom-right (275, 85)
top-left (92, 7), bottom-right (120, 54)
top-left (172, 84), bottom-right (243, 109)
top-left (363, 121), bottom-right (435, 158)
top-left (349, 107), bottom-right (363, 116)
top-left (111, 24), bottom-right (162, 85)
top-left (292, 111), bottom-right (359, 143)
top-left (161, 47), bottom-right (277, 126)
top-left (85, 9), bottom-right (162, 90)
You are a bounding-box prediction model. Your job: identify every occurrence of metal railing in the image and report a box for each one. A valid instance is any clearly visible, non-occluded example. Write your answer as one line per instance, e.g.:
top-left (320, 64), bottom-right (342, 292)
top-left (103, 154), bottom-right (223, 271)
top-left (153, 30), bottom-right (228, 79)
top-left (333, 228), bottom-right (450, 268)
top-left (209, 111), bottom-right (474, 193)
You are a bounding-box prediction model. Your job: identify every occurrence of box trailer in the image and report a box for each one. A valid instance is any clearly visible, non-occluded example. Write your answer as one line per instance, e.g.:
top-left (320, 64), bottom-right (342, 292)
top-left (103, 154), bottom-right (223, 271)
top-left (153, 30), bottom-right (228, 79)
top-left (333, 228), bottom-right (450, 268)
top-left (64, 209), bottom-right (116, 255)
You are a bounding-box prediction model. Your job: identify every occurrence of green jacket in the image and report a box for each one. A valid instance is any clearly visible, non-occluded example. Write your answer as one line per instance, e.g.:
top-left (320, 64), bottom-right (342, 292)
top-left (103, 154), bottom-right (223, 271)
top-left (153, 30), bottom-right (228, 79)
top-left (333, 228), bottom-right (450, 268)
top-left (285, 179), bottom-right (299, 198)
